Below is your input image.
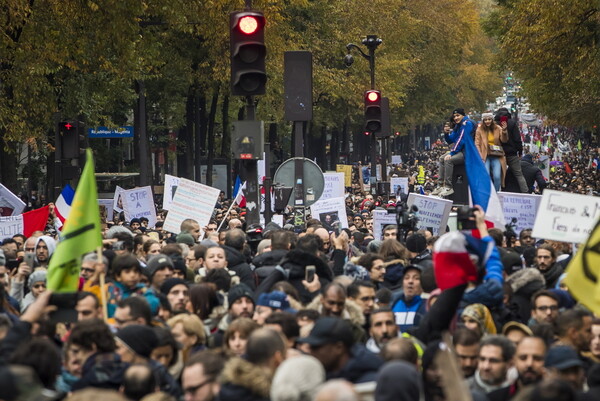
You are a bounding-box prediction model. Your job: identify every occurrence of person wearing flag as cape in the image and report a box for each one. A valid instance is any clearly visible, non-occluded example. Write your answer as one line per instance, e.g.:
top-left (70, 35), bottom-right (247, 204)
top-left (432, 108), bottom-right (476, 197)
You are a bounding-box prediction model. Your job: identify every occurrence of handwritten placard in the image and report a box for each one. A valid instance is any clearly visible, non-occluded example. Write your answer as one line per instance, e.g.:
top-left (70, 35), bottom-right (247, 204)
top-left (163, 175), bottom-right (180, 211)
top-left (0, 184), bottom-right (25, 216)
top-left (407, 193), bottom-right (453, 235)
top-left (320, 173), bottom-right (345, 201)
top-left (122, 186), bottom-right (157, 228)
top-left (336, 165), bottom-right (352, 187)
top-left (532, 190), bottom-right (600, 243)
top-left (372, 209), bottom-right (398, 240)
top-left (390, 177), bottom-right (409, 198)
top-left (0, 215), bottom-right (24, 237)
top-left (498, 192), bottom-right (541, 234)
top-left (163, 178), bottom-right (220, 235)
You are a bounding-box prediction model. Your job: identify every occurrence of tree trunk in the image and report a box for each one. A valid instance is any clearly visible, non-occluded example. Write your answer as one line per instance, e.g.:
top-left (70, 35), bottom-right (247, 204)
top-left (195, 92), bottom-right (207, 182)
top-left (135, 80), bottom-right (151, 187)
top-left (220, 94), bottom-right (230, 158)
top-left (0, 139), bottom-right (19, 195)
top-left (206, 87), bottom-right (220, 186)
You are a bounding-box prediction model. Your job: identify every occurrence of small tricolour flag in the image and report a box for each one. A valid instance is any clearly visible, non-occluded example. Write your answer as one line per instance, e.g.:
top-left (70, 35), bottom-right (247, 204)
top-left (54, 184), bottom-right (74, 230)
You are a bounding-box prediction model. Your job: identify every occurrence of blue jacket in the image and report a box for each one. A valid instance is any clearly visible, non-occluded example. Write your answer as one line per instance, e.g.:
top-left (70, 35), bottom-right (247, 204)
top-left (391, 293), bottom-right (427, 333)
top-left (445, 116), bottom-right (475, 155)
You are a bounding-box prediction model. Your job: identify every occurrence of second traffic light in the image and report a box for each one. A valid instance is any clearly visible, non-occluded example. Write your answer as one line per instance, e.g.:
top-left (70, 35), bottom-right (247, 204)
top-left (58, 121), bottom-right (85, 159)
top-left (230, 11), bottom-right (267, 96)
top-left (364, 90), bottom-right (382, 134)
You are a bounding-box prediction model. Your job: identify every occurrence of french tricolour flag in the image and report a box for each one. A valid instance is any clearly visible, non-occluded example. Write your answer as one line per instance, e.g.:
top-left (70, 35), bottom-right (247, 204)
top-left (54, 185), bottom-right (74, 230)
top-left (233, 176), bottom-right (246, 207)
top-left (462, 128), bottom-right (505, 229)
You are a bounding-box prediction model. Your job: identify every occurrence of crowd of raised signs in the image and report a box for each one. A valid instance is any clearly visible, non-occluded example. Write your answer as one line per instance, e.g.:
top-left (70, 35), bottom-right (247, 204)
top-left (0, 122), bottom-right (599, 401)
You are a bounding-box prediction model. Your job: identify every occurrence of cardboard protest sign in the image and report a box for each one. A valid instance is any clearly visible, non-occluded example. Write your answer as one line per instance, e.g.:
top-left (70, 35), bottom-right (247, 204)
top-left (336, 165), bottom-right (352, 187)
top-left (372, 209), bottom-right (398, 240)
top-left (122, 186), bottom-right (157, 228)
top-left (498, 192), bottom-right (541, 234)
top-left (407, 193), bottom-right (453, 235)
top-left (0, 183), bottom-right (25, 216)
top-left (113, 186), bottom-right (125, 213)
top-left (163, 178), bottom-right (220, 235)
top-left (98, 199), bottom-right (114, 222)
top-left (163, 174), bottom-right (180, 211)
top-left (310, 197), bottom-right (348, 230)
top-left (532, 189), bottom-right (600, 243)
top-left (320, 173), bottom-right (345, 201)
top-left (390, 177), bottom-right (409, 198)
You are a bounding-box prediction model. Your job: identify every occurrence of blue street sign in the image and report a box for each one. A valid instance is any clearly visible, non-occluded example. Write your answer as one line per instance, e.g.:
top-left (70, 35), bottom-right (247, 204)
top-left (88, 126), bottom-right (134, 138)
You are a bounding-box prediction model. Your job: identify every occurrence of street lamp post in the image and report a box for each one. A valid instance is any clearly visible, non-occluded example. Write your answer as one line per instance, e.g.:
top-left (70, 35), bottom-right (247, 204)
top-left (345, 35), bottom-right (382, 194)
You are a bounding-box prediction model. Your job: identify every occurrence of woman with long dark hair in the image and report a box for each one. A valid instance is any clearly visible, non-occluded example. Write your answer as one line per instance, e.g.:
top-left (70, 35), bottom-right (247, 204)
top-left (475, 113), bottom-right (508, 192)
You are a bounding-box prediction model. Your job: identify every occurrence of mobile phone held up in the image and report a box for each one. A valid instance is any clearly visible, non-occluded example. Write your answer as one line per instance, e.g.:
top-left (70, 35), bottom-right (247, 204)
top-left (305, 265), bottom-right (316, 283)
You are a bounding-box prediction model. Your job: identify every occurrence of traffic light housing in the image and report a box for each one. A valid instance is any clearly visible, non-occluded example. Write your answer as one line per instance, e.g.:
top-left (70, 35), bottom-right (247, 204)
top-left (59, 121), bottom-right (85, 159)
top-left (232, 120), bottom-right (264, 160)
top-left (364, 90), bottom-right (382, 134)
top-left (230, 11), bottom-right (267, 96)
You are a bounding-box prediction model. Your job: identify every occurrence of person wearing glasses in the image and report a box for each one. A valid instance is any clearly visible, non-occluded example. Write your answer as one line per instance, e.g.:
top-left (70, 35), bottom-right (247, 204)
top-left (529, 290), bottom-right (560, 326)
top-left (182, 350), bottom-right (225, 401)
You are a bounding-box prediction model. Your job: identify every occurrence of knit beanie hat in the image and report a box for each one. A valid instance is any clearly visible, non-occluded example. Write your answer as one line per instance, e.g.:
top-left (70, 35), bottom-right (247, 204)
top-left (481, 112), bottom-right (494, 120)
top-left (405, 234), bottom-right (427, 254)
top-left (116, 325), bottom-right (159, 358)
top-left (160, 277), bottom-right (188, 295)
top-left (176, 233), bottom-right (195, 246)
top-left (146, 254), bottom-right (174, 278)
top-left (227, 283), bottom-right (254, 309)
top-left (452, 108), bottom-right (466, 116)
top-left (28, 270), bottom-right (47, 289)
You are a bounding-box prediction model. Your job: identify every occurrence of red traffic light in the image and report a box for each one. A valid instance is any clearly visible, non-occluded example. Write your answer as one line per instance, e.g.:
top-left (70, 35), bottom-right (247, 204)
top-left (366, 91), bottom-right (379, 102)
top-left (238, 16), bottom-right (259, 34)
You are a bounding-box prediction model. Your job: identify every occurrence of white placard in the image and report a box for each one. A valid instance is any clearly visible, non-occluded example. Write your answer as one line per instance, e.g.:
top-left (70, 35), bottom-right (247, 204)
top-left (310, 197), bottom-right (349, 231)
top-left (271, 214), bottom-right (284, 227)
top-left (0, 215), bottom-right (24, 237)
top-left (407, 193), bottom-right (453, 235)
top-left (98, 199), bottom-right (114, 222)
top-left (0, 184), bottom-right (25, 216)
top-left (498, 192), bottom-right (541, 234)
top-left (392, 155), bottom-right (402, 165)
top-left (122, 186), bottom-right (157, 228)
top-left (390, 177), bottom-right (409, 198)
top-left (163, 178), bottom-right (220, 234)
top-left (113, 186), bottom-right (125, 213)
top-left (163, 174), bottom-right (180, 211)
top-left (372, 209), bottom-right (398, 240)
top-left (532, 190), bottom-right (600, 243)
top-left (320, 173), bottom-right (345, 201)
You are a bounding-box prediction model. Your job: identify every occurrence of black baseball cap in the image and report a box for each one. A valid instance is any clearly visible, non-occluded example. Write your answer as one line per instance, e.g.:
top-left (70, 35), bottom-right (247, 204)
top-left (544, 346), bottom-right (585, 370)
top-left (297, 317), bottom-right (354, 348)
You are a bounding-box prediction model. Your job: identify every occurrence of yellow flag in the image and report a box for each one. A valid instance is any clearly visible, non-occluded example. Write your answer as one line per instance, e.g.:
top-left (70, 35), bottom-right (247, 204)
top-left (47, 149), bottom-right (102, 292)
top-left (564, 217), bottom-right (600, 314)
top-left (336, 164), bottom-right (352, 187)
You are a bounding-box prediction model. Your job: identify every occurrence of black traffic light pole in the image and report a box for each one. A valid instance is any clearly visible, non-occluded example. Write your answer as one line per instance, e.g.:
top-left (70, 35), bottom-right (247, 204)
top-left (346, 35), bottom-right (382, 194)
top-left (243, 96), bottom-right (260, 225)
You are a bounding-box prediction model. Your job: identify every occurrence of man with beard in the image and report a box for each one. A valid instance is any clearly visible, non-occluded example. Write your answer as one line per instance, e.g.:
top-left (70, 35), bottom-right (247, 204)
top-left (182, 350), bottom-right (225, 401)
top-left (535, 244), bottom-right (563, 289)
top-left (488, 336), bottom-right (546, 401)
top-left (467, 335), bottom-right (516, 394)
top-left (366, 308), bottom-right (398, 353)
top-left (554, 309), bottom-right (594, 370)
top-left (453, 327), bottom-right (481, 378)
top-left (161, 278), bottom-right (189, 315)
top-left (210, 283), bottom-right (255, 347)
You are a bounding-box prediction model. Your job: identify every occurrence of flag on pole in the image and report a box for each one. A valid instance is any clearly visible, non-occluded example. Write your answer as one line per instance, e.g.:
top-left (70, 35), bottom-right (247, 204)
top-left (54, 184), bottom-right (74, 230)
top-left (234, 178), bottom-right (247, 207)
top-left (47, 149), bottom-right (102, 293)
top-left (577, 139), bottom-right (583, 151)
top-left (0, 206), bottom-right (49, 237)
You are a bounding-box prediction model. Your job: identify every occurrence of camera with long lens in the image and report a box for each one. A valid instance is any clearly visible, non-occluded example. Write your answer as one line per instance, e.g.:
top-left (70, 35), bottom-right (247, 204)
top-left (390, 193), bottom-right (419, 242)
top-left (504, 217), bottom-right (518, 245)
top-left (456, 206), bottom-right (477, 230)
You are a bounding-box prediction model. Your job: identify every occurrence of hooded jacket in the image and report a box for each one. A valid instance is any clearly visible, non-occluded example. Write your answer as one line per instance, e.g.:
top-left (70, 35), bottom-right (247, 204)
top-left (506, 268), bottom-right (546, 323)
top-left (223, 246), bottom-right (257, 290)
top-left (252, 249), bottom-right (288, 284)
top-left (218, 357), bottom-right (271, 401)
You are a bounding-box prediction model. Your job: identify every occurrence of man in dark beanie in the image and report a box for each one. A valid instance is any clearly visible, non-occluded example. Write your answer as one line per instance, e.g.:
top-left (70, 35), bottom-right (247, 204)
top-left (145, 254), bottom-right (174, 293)
top-left (405, 233), bottom-right (432, 269)
top-left (495, 107), bottom-right (528, 193)
top-left (115, 324), bottom-right (182, 397)
top-left (160, 277), bottom-right (189, 315)
top-left (210, 283), bottom-right (255, 348)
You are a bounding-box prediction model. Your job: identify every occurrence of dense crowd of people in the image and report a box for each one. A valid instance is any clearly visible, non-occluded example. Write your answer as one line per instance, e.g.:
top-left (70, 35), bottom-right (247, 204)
top-left (0, 109), bottom-right (599, 401)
